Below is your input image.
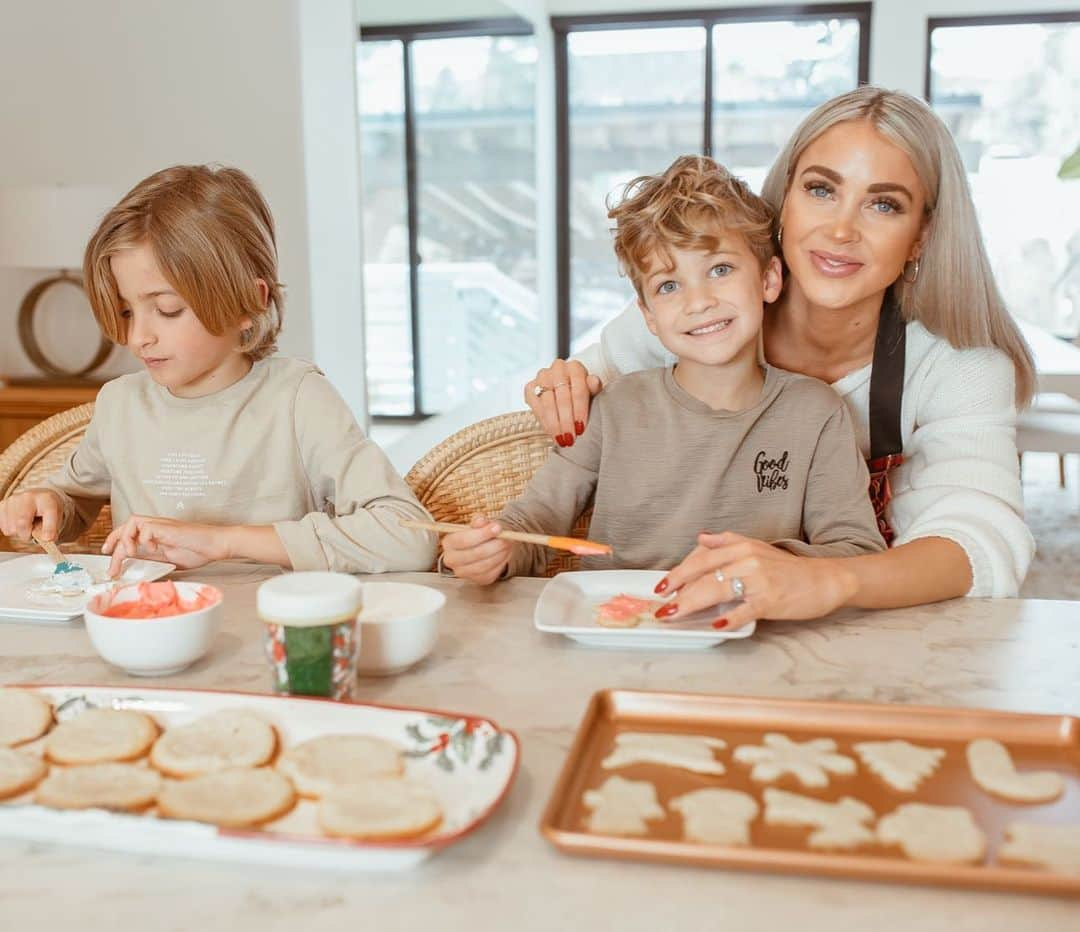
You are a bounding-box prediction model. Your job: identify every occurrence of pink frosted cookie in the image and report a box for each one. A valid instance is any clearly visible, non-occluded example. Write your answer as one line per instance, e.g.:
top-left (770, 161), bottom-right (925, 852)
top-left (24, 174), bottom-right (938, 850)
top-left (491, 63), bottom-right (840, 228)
top-left (594, 594), bottom-right (658, 629)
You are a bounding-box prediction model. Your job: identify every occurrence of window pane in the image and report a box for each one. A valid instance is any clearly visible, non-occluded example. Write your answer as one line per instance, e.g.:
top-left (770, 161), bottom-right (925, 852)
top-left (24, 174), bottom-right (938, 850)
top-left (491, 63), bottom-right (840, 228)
top-left (712, 19), bottom-right (861, 187)
top-left (358, 40), bottom-right (413, 415)
top-left (411, 35), bottom-right (539, 414)
top-left (568, 27), bottom-right (706, 348)
top-left (930, 20), bottom-right (1080, 337)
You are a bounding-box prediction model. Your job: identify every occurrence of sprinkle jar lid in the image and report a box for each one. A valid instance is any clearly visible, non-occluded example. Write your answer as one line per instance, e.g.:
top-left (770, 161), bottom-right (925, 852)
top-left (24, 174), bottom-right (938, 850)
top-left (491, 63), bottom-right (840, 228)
top-left (257, 572), bottom-right (363, 627)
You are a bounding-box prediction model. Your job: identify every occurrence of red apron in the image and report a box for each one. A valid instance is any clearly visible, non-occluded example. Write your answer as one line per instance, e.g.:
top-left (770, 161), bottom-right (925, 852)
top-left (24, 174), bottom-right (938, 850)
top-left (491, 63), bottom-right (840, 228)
top-left (866, 297), bottom-right (906, 546)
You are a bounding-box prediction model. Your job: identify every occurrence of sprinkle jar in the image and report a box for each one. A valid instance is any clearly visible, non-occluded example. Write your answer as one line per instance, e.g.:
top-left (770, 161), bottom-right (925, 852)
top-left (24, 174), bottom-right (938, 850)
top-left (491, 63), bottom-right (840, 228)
top-left (257, 572), bottom-right (362, 700)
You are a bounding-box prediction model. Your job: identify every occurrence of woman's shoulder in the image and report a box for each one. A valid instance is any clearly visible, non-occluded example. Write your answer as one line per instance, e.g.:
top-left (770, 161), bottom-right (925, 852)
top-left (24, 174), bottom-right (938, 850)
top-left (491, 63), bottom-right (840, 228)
top-left (904, 322), bottom-right (1016, 414)
top-left (906, 320), bottom-right (1013, 371)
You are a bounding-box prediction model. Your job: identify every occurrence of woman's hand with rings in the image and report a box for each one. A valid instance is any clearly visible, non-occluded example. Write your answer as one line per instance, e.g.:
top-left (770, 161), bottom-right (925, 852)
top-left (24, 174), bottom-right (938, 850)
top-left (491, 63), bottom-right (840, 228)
top-left (524, 359), bottom-right (602, 447)
top-left (651, 532), bottom-right (859, 630)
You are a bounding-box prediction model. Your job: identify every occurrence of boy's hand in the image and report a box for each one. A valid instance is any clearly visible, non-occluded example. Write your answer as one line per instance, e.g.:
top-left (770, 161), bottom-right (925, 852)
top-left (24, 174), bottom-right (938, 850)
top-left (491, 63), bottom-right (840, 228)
top-left (441, 515), bottom-right (512, 585)
top-left (524, 359), bottom-right (602, 446)
top-left (0, 489), bottom-right (64, 543)
top-left (102, 515), bottom-right (231, 577)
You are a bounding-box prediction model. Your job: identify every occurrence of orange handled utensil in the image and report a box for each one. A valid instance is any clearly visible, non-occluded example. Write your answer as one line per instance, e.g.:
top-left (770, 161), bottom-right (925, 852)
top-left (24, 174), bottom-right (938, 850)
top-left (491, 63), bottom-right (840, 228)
top-left (398, 518), bottom-right (613, 556)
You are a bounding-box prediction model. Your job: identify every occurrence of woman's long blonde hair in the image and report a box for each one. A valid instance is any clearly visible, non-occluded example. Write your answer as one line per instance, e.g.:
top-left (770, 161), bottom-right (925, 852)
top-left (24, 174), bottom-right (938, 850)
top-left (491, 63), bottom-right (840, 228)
top-left (761, 85), bottom-right (1035, 406)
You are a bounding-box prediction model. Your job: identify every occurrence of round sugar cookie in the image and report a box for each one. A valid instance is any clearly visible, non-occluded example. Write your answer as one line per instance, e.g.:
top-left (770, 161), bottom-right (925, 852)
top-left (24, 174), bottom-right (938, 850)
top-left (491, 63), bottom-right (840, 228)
top-left (277, 735), bottom-right (404, 798)
top-left (319, 778), bottom-right (443, 841)
top-left (158, 768), bottom-right (296, 828)
top-left (0, 688), bottom-right (53, 747)
top-left (150, 710), bottom-right (277, 777)
top-left (45, 708), bottom-right (158, 765)
top-left (35, 762), bottom-right (161, 812)
top-left (0, 747), bottom-right (48, 800)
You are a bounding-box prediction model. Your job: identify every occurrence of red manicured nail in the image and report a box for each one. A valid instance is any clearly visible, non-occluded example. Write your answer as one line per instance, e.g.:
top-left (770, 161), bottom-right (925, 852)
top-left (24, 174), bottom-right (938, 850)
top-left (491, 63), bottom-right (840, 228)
top-left (556, 435), bottom-right (568, 447)
top-left (712, 618), bottom-right (729, 629)
top-left (564, 434), bottom-right (575, 447)
top-left (655, 603), bottom-right (678, 619)
top-left (574, 420), bottom-right (585, 436)
top-left (654, 577), bottom-right (669, 594)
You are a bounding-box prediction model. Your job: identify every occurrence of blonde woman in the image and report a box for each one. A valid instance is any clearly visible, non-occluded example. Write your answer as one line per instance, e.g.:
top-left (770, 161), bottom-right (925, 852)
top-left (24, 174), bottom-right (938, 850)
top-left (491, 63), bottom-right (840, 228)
top-left (526, 86), bottom-right (1036, 628)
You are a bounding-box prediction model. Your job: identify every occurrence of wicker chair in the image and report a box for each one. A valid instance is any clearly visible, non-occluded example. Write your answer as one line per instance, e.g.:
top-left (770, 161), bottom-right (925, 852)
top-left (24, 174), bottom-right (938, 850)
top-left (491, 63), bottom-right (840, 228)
top-left (404, 410), bottom-right (592, 577)
top-left (0, 402), bottom-right (112, 554)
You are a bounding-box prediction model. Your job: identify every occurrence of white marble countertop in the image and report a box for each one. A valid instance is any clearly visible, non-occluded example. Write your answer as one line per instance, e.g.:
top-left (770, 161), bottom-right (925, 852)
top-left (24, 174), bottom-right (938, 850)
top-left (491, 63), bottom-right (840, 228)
top-left (1, 556), bottom-right (1077, 930)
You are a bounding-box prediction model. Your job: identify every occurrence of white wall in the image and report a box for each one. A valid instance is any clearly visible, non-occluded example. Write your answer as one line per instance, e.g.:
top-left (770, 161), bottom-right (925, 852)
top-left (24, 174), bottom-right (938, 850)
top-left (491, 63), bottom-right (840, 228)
top-left (0, 0), bottom-right (313, 381)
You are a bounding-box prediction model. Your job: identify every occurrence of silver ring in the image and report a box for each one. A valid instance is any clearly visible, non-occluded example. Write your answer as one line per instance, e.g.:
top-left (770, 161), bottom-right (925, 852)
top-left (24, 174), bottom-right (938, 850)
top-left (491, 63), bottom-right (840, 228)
top-left (730, 576), bottom-right (746, 599)
top-left (714, 570), bottom-right (725, 585)
top-left (532, 384), bottom-right (547, 398)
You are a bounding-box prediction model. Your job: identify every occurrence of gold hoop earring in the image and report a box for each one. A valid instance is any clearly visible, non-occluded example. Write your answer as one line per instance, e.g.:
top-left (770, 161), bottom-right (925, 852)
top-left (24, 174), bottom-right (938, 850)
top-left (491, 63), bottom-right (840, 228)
top-left (902, 257), bottom-right (920, 284)
top-left (776, 225), bottom-right (783, 249)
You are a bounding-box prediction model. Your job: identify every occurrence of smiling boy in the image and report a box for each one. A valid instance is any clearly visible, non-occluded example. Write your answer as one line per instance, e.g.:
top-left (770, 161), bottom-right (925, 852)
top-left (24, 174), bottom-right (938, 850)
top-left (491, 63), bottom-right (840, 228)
top-left (441, 156), bottom-right (884, 584)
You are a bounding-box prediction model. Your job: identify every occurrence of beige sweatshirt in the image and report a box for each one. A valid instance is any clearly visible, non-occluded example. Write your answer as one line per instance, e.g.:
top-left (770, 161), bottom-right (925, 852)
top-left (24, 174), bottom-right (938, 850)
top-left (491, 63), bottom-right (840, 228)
top-left (500, 365), bottom-right (885, 577)
top-left (44, 357), bottom-right (437, 574)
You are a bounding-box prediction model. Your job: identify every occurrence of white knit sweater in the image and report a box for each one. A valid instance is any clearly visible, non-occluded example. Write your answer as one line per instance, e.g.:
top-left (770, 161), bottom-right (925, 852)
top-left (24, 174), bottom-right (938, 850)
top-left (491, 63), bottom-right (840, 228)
top-left (574, 302), bottom-right (1034, 598)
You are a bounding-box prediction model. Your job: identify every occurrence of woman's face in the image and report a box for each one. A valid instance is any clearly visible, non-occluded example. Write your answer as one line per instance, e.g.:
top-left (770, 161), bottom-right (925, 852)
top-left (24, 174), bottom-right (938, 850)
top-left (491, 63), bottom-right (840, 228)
top-left (779, 120), bottom-right (928, 312)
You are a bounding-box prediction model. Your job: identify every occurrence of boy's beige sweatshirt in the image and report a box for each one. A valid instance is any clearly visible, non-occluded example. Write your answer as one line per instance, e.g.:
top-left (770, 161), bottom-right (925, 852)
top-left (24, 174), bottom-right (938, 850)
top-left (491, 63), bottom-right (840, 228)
top-left (500, 365), bottom-right (885, 577)
top-left (44, 357), bottom-right (437, 574)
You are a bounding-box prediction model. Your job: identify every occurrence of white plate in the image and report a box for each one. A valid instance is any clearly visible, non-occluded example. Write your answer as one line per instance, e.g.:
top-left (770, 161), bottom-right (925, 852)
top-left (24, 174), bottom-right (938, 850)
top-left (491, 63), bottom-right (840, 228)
top-left (0, 684), bottom-right (519, 871)
top-left (534, 570), bottom-right (755, 649)
top-left (0, 554), bottom-right (175, 625)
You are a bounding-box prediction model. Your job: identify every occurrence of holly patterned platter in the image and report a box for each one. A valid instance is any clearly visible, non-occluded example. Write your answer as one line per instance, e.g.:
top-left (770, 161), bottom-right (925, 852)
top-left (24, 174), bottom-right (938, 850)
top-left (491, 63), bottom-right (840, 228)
top-left (0, 685), bottom-right (519, 871)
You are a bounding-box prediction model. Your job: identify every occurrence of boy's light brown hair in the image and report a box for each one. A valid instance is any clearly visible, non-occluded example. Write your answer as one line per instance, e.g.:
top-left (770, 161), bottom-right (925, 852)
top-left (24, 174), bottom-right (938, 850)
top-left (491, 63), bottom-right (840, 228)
top-left (84, 164), bottom-right (284, 360)
top-left (609, 155), bottom-right (776, 298)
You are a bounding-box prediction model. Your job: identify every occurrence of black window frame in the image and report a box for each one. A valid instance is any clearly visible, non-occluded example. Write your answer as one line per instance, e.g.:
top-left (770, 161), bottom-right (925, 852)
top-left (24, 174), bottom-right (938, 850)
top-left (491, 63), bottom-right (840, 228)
top-left (552, 3), bottom-right (872, 358)
top-left (358, 18), bottom-right (535, 421)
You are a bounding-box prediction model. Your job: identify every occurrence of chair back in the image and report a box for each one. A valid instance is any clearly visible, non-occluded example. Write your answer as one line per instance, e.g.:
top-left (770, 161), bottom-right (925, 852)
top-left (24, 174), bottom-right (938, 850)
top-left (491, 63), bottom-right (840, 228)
top-left (0, 403), bottom-right (113, 553)
top-left (404, 411), bottom-right (591, 577)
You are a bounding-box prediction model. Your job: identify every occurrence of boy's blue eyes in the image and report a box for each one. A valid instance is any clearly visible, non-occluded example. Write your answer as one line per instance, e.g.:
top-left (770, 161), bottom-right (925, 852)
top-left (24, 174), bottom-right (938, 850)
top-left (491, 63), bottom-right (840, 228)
top-left (656, 265), bottom-right (732, 294)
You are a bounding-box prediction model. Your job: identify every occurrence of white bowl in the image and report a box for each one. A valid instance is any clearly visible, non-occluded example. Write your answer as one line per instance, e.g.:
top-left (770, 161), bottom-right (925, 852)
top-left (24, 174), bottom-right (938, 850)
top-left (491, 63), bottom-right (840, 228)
top-left (357, 582), bottom-right (444, 676)
top-left (84, 581), bottom-right (224, 676)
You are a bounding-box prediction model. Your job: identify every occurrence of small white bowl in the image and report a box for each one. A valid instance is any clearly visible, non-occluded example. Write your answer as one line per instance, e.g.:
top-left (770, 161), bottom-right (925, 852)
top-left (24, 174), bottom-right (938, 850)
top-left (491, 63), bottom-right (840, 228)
top-left (357, 582), bottom-right (445, 676)
top-left (84, 581), bottom-right (224, 676)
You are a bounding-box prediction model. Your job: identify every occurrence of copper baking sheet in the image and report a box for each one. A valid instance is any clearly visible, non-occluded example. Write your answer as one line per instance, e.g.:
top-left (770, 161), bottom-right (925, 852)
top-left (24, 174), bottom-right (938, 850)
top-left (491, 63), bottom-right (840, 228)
top-left (540, 689), bottom-right (1080, 896)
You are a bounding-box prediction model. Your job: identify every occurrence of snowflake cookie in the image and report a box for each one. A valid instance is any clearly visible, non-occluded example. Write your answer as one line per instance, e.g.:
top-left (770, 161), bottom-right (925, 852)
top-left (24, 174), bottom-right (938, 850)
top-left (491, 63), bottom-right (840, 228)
top-left (733, 733), bottom-right (856, 789)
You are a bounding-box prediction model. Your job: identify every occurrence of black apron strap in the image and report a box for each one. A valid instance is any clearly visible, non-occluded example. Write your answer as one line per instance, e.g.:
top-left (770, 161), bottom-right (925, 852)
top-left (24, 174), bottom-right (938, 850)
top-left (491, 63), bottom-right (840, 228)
top-left (868, 296), bottom-right (906, 461)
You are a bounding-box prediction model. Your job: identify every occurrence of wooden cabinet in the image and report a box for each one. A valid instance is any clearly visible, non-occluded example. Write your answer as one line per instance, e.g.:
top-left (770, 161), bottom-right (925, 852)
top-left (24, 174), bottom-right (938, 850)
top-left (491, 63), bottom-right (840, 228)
top-left (0, 381), bottom-right (102, 453)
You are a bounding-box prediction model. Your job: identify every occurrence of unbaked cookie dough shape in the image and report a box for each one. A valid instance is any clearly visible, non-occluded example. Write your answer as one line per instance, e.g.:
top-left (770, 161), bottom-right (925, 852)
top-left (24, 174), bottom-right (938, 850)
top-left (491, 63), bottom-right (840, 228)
top-left (602, 732), bottom-right (727, 775)
top-left (852, 740), bottom-right (945, 793)
top-left (966, 738), bottom-right (1065, 803)
top-left (734, 733), bottom-right (856, 789)
top-left (876, 803), bottom-right (987, 864)
top-left (763, 788), bottom-right (876, 850)
top-left (1000, 822), bottom-right (1080, 875)
top-left (669, 788), bottom-right (758, 845)
top-left (582, 775), bottom-right (664, 836)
